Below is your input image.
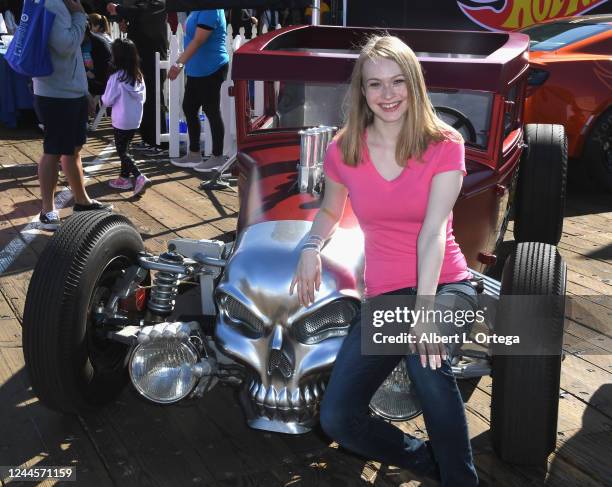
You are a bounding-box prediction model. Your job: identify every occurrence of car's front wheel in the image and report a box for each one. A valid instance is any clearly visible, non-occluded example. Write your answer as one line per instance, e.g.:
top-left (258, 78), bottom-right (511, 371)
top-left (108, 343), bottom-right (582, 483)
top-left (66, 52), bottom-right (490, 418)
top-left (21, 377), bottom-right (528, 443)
top-left (23, 212), bottom-right (146, 414)
top-left (490, 241), bottom-right (566, 465)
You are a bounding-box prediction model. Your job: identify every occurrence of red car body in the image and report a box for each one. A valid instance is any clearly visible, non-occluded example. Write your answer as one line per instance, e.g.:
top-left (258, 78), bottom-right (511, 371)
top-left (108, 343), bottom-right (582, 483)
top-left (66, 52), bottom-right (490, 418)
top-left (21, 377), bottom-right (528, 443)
top-left (522, 15), bottom-right (612, 161)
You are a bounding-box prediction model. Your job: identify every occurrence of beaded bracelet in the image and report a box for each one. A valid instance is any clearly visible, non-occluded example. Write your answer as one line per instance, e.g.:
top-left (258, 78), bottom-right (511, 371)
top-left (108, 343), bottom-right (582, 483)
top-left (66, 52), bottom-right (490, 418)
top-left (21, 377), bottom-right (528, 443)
top-left (301, 234), bottom-right (324, 253)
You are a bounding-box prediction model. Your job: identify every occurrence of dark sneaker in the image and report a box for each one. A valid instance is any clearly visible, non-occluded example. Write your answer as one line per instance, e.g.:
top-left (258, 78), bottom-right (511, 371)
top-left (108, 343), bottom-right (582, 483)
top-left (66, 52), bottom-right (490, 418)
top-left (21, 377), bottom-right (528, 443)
top-left (39, 210), bottom-right (61, 230)
top-left (135, 142), bottom-right (167, 156)
top-left (73, 199), bottom-right (114, 212)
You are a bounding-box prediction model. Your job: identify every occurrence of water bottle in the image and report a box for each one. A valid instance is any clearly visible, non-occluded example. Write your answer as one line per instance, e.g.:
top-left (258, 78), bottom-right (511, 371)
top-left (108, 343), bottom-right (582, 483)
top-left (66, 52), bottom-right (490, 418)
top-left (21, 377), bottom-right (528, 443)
top-left (199, 113), bottom-right (207, 155)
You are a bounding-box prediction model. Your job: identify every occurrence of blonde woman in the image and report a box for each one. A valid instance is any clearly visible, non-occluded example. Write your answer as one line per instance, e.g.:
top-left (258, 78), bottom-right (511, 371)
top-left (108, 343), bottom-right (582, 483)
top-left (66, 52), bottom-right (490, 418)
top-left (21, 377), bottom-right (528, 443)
top-left (290, 36), bottom-right (480, 486)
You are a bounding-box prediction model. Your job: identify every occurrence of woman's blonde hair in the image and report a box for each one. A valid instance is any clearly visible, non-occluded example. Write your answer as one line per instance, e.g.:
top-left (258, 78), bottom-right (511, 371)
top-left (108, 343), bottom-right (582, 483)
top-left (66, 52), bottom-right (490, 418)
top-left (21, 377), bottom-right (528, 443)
top-left (89, 13), bottom-right (110, 35)
top-left (338, 35), bottom-right (460, 167)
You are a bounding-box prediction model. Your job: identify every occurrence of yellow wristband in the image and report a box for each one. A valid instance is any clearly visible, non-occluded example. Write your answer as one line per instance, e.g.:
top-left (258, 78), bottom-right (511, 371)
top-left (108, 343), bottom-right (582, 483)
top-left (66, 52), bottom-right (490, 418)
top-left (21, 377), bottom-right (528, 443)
top-left (320, 207), bottom-right (337, 221)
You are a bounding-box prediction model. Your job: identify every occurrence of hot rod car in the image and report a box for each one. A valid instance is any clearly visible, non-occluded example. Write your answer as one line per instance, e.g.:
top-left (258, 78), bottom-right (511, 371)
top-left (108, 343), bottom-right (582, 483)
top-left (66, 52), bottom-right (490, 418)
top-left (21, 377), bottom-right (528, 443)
top-left (23, 25), bottom-right (568, 467)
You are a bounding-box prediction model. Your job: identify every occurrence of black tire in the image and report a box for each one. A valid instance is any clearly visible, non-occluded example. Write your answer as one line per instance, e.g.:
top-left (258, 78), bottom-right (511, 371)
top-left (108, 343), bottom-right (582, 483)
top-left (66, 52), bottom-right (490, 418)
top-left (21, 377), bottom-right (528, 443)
top-left (491, 242), bottom-right (566, 465)
top-left (23, 212), bottom-right (144, 414)
top-left (583, 108), bottom-right (612, 192)
top-left (514, 124), bottom-right (567, 245)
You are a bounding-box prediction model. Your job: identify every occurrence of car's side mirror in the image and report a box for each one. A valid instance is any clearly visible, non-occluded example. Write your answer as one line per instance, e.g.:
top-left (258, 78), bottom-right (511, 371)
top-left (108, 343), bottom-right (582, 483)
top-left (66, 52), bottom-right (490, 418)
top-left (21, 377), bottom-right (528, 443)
top-left (297, 125), bottom-right (337, 194)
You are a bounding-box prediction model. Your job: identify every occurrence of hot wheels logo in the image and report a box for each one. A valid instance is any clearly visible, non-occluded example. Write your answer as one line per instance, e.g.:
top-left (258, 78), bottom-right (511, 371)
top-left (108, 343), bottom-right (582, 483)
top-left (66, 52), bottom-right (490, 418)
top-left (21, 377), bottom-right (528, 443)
top-left (457, 0), bottom-right (610, 31)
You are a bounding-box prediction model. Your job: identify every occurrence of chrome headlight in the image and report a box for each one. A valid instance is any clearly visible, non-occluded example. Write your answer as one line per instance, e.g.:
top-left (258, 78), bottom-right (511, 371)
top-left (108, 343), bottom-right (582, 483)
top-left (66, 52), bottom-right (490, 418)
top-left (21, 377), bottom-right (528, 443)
top-left (129, 340), bottom-right (200, 404)
top-left (293, 300), bottom-right (358, 345)
top-left (369, 360), bottom-right (422, 421)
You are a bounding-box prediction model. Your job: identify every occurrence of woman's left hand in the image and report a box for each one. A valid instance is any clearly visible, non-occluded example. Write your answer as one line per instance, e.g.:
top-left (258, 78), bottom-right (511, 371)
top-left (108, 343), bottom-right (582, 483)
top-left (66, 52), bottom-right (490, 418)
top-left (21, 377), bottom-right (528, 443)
top-left (168, 65), bottom-right (182, 81)
top-left (409, 318), bottom-right (447, 370)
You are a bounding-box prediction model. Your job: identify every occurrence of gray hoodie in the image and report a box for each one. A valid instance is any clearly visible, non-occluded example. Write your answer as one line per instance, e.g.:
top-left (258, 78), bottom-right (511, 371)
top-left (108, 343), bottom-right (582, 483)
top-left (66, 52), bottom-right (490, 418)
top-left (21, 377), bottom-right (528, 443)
top-left (32, 0), bottom-right (88, 98)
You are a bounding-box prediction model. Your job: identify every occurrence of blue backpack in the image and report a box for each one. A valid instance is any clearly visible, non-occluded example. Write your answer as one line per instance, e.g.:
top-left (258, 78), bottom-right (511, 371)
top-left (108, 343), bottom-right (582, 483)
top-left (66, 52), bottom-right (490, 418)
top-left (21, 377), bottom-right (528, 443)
top-left (5, 0), bottom-right (55, 77)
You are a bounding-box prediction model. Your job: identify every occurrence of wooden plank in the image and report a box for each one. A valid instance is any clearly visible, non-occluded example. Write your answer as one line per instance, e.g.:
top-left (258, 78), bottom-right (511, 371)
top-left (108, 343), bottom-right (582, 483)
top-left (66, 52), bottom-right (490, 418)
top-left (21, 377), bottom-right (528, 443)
top-left (80, 389), bottom-right (216, 487)
top-left (0, 347), bottom-right (113, 487)
top-left (465, 376), bottom-right (611, 486)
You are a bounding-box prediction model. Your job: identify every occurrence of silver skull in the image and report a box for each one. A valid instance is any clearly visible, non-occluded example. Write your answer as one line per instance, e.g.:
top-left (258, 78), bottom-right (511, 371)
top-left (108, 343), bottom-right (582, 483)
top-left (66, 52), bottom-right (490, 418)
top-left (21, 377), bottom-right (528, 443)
top-left (214, 220), bottom-right (364, 433)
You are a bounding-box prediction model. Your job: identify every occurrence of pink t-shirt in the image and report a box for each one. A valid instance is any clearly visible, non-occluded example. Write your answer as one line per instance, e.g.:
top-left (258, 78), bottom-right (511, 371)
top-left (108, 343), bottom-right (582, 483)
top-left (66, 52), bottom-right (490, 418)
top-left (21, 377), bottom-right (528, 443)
top-left (324, 135), bottom-right (471, 297)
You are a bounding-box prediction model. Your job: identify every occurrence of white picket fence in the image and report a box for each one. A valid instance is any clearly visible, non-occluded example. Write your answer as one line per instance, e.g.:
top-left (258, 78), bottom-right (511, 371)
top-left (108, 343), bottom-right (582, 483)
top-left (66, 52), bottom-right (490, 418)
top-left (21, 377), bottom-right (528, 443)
top-left (156, 21), bottom-right (271, 159)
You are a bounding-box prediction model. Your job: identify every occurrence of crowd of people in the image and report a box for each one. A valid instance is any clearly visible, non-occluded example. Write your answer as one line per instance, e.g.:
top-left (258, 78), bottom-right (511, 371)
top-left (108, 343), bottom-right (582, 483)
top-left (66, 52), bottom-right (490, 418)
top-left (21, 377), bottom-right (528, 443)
top-left (18, 0), bottom-right (325, 230)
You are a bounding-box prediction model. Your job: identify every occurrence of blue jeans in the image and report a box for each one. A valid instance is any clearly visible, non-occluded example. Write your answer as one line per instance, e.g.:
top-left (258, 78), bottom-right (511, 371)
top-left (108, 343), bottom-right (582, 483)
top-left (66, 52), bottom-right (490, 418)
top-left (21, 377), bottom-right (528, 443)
top-left (319, 280), bottom-right (479, 487)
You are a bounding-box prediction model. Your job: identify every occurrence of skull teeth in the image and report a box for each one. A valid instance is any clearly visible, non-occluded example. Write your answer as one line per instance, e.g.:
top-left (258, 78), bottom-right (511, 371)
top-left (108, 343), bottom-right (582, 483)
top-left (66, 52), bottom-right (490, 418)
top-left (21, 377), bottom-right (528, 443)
top-left (249, 380), bottom-right (327, 411)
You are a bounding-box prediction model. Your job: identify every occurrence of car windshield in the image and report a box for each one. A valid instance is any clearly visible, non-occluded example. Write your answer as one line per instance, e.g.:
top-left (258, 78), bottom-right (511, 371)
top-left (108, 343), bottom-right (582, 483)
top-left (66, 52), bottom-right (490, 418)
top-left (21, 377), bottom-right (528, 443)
top-left (521, 22), bottom-right (610, 51)
top-left (250, 81), bottom-right (492, 149)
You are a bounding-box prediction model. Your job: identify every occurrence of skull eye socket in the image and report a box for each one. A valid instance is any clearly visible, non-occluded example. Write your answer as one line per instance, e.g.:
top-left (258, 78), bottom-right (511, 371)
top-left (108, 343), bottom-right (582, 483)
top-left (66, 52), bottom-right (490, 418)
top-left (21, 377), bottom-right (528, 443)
top-left (220, 294), bottom-right (265, 335)
top-left (293, 300), bottom-right (359, 345)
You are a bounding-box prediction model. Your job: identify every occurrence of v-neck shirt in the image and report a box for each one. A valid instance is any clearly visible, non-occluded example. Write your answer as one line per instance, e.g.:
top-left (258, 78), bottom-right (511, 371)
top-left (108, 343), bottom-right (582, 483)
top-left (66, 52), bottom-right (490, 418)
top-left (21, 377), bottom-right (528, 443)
top-left (323, 135), bottom-right (471, 297)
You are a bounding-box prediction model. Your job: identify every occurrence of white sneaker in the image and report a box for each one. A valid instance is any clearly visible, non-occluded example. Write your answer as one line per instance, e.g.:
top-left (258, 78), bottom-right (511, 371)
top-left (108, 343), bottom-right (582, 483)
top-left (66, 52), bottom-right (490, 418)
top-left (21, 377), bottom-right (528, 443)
top-left (193, 155), bottom-right (226, 173)
top-left (170, 151), bottom-right (203, 168)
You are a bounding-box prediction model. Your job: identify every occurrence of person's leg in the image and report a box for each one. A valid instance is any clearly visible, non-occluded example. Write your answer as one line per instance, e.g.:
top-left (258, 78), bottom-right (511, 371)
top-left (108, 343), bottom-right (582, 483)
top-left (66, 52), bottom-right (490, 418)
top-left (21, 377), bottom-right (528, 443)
top-left (38, 153), bottom-right (61, 214)
top-left (404, 281), bottom-right (479, 487)
top-left (60, 146), bottom-right (91, 206)
top-left (34, 95), bottom-right (60, 214)
top-left (200, 64), bottom-right (228, 157)
top-left (319, 318), bottom-right (437, 476)
top-left (182, 76), bottom-right (204, 154)
top-left (114, 128), bottom-right (141, 178)
top-left (114, 128), bottom-right (131, 179)
top-left (230, 8), bottom-right (242, 38)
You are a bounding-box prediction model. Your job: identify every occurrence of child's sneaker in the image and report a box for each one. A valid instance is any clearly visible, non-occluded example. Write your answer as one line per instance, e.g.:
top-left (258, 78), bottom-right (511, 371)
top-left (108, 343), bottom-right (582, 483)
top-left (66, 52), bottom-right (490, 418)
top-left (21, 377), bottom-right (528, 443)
top-left (39, 210), bottom-right (61, 231)
top-left (133, 174), bottom-right (151, 197)
top-left (109, 176), bottom-right (133, 190)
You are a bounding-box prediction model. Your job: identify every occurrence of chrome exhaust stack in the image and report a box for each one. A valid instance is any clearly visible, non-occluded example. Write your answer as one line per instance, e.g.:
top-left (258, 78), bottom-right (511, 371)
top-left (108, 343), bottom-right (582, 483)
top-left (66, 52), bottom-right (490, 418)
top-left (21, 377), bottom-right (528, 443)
top-left (297, 125), bottom-right (336, 194)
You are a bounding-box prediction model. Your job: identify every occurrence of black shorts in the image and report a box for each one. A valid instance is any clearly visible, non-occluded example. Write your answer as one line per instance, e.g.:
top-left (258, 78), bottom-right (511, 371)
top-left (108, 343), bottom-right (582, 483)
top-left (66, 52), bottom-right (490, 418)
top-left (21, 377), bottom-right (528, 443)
top-left (34, 95), bottom-right (88, 156)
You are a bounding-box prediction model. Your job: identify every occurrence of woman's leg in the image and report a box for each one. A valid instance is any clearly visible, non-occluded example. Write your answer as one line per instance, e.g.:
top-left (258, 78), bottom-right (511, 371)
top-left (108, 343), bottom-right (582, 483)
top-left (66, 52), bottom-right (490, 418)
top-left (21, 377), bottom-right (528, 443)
top-left (405, 281), bottom-right (479, 487)
top-left (200, 64), bottom-right (229, 157)
top-left (182, 76), bottom-right (204, 153)
top-left (319, 318), bottom-right (437, 476)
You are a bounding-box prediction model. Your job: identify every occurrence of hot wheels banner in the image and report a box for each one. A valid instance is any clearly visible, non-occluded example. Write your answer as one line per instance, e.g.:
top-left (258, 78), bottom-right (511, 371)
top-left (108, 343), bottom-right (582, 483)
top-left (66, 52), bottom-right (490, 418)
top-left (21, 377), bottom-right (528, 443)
top-left (457, 0), bottom-right (610, 31)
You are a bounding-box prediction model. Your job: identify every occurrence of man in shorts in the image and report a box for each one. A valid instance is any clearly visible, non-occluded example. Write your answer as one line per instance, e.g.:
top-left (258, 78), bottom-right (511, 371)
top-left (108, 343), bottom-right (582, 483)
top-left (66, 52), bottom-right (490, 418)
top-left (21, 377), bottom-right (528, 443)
top-left (33, 0), bottom-right (112, 231)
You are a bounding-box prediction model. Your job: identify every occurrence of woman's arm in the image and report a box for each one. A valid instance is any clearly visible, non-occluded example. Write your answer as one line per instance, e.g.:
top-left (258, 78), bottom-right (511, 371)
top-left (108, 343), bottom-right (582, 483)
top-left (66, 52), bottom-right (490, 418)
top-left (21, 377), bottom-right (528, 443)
top-left (413, 169), bottom-right (463, 369)
top-left (417, 170), bottom-right (463, 295)
top-left (168, 25), bottom-right (212, 80)
top-left (290, 177), bottom-right (349, 306)
top-left (309, 177), bottom-right (348, 241)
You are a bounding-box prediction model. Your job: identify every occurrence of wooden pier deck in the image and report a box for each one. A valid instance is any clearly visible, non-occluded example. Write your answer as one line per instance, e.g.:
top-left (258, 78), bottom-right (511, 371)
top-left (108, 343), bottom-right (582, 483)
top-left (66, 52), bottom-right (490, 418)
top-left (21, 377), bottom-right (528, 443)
top-left (0, 121), bottom-right (610, 486)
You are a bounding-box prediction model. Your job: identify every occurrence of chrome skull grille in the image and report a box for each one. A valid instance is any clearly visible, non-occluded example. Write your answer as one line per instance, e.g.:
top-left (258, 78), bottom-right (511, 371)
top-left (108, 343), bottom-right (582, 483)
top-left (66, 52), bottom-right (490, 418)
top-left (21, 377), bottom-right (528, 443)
top-left (268, 349), bottom-right (293, 378)
top-left (293, 299), bottom-right (358, 344)
top-left (213, 220), bottom-right (365, 434)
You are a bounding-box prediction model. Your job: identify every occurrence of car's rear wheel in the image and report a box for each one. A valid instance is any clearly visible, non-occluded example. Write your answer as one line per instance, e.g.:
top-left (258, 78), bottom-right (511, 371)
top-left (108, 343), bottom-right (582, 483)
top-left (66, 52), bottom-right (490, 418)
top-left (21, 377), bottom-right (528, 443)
top-left (513, 124), bottom-right (567, 245)
top-left (23, 212), bottom-right (146, 414)
top-left (491, 241), bottom-right (566, 465)
top-left (583, 108), bottom-right (612, 193)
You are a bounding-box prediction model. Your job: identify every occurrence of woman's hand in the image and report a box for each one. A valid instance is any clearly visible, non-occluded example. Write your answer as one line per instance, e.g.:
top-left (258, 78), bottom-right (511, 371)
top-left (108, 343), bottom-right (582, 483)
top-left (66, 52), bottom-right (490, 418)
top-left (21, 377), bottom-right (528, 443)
top-left (167, 64), bottom-right (182, 81)
top-left (409, 317), bottom-right (447, 370)
top-left (289, 249), bottom-right (322, 307)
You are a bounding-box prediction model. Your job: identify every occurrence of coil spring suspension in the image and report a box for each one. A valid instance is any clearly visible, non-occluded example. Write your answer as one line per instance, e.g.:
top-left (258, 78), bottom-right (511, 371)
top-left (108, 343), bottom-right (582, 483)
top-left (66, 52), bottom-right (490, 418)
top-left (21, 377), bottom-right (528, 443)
top-left (147, 252), bottom-right (184, 316)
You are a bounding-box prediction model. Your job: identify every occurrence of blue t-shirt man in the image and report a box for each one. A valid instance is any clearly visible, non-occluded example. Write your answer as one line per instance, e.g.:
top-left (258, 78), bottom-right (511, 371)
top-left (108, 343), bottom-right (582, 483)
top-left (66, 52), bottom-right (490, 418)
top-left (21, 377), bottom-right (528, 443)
top-left (184, 9), bottom-right (229, 77)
